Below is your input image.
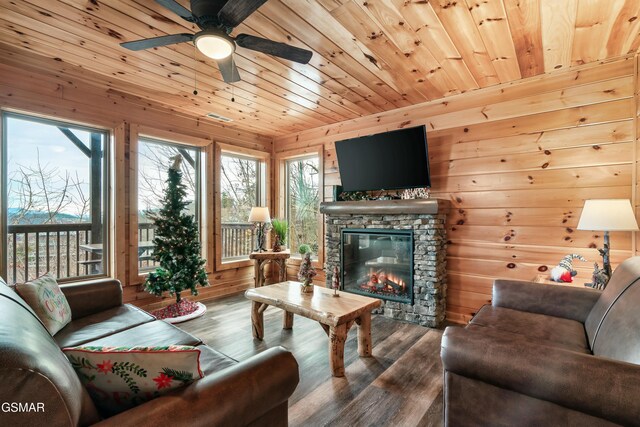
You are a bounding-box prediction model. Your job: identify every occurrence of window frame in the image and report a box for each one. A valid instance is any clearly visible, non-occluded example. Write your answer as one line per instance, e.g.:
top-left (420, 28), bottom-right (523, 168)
top-left (129, 126), bottom-right (211, 284)
top-left (275, 146), bottom-right (324, 269)
top-left (1, 110), bottom-right (112, 284)
top-left (215, 142), bottom-right (270, 271)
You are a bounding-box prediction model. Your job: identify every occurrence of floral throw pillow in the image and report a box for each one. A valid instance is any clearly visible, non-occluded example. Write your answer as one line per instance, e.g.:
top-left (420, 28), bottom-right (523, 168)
top-left (63, 345), bottom-right (204, 416)
top-left (15, 272), bottom-right (71, 335)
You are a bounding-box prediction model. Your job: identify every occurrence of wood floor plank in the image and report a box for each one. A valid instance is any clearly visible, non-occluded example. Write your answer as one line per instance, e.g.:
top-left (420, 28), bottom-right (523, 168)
top-left (178, 294), bottom-right (446, 427)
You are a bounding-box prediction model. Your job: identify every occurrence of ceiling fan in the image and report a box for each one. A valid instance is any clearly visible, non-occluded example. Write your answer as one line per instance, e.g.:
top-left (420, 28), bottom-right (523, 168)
top-left (120, 0), bottom-right (313, 83)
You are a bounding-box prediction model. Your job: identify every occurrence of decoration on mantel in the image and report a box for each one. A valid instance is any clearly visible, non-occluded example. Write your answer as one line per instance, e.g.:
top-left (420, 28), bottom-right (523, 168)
top-left (400, 187), bottom-right (430, 199)
top-left (144, 154), bottom-right (209, 323)
top-left (331, 265), bottom-right (340, 298)
top-left (336, 187), bottom-right (431, 201)
top-left (298, 252), bottom-right (317, 294)
top-left (550, 254), bottom-right (587, 283)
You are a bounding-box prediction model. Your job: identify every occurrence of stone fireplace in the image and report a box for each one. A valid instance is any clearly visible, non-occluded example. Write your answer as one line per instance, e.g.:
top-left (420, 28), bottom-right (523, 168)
top-left (320, 199), bottom-right (448, 327)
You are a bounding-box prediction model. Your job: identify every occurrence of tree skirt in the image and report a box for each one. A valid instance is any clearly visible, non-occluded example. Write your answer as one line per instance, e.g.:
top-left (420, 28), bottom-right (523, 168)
top-left (151, 299), bottom-right (207, 324)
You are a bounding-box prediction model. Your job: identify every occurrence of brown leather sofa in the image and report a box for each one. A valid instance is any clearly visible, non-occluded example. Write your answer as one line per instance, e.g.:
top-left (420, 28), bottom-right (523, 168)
top-left (441, 256), bottom-right (640, 427)
top-left (0, 277), bottom-right (299, 427)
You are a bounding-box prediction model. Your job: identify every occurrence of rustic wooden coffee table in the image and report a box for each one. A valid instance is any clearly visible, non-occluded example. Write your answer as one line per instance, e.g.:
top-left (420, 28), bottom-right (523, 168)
top-left (244, 281), bottom-right (382, 377)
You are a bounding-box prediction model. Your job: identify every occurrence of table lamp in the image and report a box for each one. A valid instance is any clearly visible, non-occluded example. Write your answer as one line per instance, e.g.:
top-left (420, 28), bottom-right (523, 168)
top-left (577, 199), bottom-right (638, 286)
top-left (249, 207), bottom-right (271, 252)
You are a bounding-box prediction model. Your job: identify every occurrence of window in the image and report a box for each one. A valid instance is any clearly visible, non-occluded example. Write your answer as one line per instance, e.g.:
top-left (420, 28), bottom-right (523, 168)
top-left (220, 152), bottom-right (265, 261)
top-left (2, 112), bottom-right (109, 284)
top-left (285, 155), bottom-right (320, 257)
top-left (137, 138), bottom-right (201, 271)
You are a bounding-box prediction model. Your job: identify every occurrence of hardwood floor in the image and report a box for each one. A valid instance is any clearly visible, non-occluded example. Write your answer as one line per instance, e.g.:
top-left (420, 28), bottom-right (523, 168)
top-left (179, 293), bottom-right (445, 427)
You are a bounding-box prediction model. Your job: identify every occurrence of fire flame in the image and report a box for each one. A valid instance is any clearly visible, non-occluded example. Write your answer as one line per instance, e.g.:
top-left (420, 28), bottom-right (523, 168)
top-left (366, 268), bottom-right (405, 289)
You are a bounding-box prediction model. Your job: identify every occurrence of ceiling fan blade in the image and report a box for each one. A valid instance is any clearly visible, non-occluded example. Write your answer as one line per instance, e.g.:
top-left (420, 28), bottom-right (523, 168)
top-left (120, 33), bottom-right (194, 51)
top-left (235, 34), bottom-right (313, 64)
top-left (218, 0), bottom-right (267, 27)
top-left (217, 55), bottom-right (241, 83)
top-left (155, 0), bottom-right (194, 21)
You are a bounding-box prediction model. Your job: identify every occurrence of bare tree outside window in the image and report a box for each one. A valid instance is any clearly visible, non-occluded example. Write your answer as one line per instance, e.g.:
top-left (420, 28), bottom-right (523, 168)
top-left (220, 153), bottom-right (262, 261)
top-left (286, 156), bottom-right (319, 257)
top-left (4, 114), bottom-right (107, 284)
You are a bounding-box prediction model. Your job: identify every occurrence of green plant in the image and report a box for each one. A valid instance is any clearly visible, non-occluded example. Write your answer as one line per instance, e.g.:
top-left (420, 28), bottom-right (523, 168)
top-left (298, 244), bottom-right (311, 255)
top-left (271, 218), bottom-right (288, 244)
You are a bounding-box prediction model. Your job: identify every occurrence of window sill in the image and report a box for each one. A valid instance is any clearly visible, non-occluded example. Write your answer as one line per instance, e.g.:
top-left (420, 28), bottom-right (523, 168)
top-left (217, 258), bottom-right (253, 271)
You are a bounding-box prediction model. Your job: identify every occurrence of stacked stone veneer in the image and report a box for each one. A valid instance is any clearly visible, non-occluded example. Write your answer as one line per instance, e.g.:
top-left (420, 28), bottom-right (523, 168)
top-left (322, 201), bottom-right (448, 327)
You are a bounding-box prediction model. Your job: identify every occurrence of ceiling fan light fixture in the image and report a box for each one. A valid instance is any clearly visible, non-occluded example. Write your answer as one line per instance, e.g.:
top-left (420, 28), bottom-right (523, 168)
top-left (194, 31), bottom-right (235, 60)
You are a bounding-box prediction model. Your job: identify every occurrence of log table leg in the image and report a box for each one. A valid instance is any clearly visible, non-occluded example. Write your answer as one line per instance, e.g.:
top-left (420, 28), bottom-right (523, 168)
top-left (357, 311), bottom-right (373, 357)
top-left (329, 323), bottom-right (348, 377)
top-left (251, 301), bottom-right (265, 340)
top-left (283, 311), bottom-right (294, 329)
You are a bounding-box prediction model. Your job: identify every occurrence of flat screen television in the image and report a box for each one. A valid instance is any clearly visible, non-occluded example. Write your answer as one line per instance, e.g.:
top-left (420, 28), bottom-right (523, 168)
top-left (335, 125), bottom-right (430, 192)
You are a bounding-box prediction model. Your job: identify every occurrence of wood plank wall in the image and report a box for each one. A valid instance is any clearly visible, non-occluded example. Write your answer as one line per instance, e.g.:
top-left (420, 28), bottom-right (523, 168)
top-left (274, 55), bottom-right (639, 324)
top-left (0, 49), bottom-right (272, 309)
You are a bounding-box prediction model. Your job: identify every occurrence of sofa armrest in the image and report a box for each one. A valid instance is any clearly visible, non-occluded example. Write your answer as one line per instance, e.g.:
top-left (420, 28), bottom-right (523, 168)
top-left (61, 279), bottom-right (123, 319)
top-left (492, 279), bottom-right (601, 322)
top-left (95, 346), bottom-right (299, 427)
top-left (441, 326), bottom-right (640, 426)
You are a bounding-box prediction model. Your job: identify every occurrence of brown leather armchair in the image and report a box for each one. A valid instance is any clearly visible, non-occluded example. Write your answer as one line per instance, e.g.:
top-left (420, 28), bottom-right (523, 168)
top-left (0, 277), bottom-right (299, 426)
top-left (441, 257), bottom-right (640, 426)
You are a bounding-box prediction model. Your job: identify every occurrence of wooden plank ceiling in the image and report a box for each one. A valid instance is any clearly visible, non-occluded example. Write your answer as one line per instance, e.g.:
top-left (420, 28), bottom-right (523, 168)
top-left (0, 0), bottom-right (639, 137)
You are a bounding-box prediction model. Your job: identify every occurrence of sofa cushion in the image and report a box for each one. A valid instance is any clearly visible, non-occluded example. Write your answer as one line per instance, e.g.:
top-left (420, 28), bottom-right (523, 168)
top-left (470, 305), bottom-right (589, 352)
top-left (591, 281), bottom-right (640, 364)
top-left (197, 345), bottom-right (237, 375)
top-left (55, 304), bottom-right (154, 348)
top-left (15, 273), bottom-right (72, 335)
top-left (585, 257), bottom-right (640, 348)
top-left (82, 320), bottom-right (202, 348)
top-left (64, 345), bottom-right (204, 416)
top-left (465, 324), bottom-right (591, 354)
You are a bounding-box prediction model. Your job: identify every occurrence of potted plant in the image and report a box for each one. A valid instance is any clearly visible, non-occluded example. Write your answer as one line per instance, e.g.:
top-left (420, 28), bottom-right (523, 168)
top-left (271, 218), bottom-right (288, 252)
top-left (298, 243), bottom-right (311, 257)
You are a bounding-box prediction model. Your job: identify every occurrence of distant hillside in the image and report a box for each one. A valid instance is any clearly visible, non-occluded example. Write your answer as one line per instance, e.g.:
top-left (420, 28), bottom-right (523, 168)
top-left (8, 208), bottom-right (84, 225)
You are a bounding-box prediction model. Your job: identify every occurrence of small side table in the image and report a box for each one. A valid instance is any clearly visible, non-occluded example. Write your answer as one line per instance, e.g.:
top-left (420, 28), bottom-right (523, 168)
top-left (250, 249), bottom-right (290, 288)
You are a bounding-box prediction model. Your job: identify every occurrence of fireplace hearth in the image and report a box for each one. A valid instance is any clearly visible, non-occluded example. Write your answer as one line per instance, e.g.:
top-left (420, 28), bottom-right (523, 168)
top-left (341, 229), bottom-right (413, 304)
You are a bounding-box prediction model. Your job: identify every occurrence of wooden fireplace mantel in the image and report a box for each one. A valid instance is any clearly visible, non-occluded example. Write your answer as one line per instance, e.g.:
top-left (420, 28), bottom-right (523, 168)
top-left (319, 198), bottom-right (449, 215)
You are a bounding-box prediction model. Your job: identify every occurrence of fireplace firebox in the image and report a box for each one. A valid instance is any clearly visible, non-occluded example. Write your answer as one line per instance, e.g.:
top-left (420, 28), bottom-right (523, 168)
top-left (341, 229), bottom-right (413, 304)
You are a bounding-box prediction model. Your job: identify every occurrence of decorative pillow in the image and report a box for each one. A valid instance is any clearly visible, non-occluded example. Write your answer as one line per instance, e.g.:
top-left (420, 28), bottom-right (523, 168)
top-left (63, 345), bottom-right (204, 416)
top-left (15, 272), bottom-right (71, 335)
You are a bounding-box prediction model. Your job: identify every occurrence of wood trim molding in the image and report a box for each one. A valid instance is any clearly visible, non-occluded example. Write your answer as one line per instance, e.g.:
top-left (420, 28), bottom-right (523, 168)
top-left (112, 122), bottom-right (128, 285)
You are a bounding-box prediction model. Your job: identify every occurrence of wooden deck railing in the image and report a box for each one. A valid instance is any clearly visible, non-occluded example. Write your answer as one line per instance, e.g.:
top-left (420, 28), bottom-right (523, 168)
top-left (7, 223), bottom-right (94, 284)
top-left (6, 222), bottom-right (256, 283)
top-left (221, 223), bottom-right (255, 260)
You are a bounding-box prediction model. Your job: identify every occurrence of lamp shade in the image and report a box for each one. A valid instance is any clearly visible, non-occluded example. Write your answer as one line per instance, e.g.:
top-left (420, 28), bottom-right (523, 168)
top-left (577, 199), bottom-right (639, 231)
top-left (248, 207), bottom-right (271, 223)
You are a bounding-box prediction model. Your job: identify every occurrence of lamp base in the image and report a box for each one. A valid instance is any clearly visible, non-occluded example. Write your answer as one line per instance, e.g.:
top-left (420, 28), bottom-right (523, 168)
top-left (254, 222), bottom-right (267, 252)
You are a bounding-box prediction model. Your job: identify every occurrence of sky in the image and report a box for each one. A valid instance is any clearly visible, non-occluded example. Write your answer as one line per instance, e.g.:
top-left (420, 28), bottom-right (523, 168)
top-left (5, 115), bottom-right (258, 223)
top-left (6, 115), bottom-right (96, 216)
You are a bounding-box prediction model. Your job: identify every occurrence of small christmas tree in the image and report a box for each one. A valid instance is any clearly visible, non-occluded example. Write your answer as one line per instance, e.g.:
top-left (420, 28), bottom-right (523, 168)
top-left (144, 155), bottom-right (208, 318)
top-left (298, 252), bottom-right (317, 293)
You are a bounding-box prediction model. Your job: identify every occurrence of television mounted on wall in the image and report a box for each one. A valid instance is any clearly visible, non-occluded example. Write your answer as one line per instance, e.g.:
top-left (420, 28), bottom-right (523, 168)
top-left (335, 125), bottom-right (431, 192)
